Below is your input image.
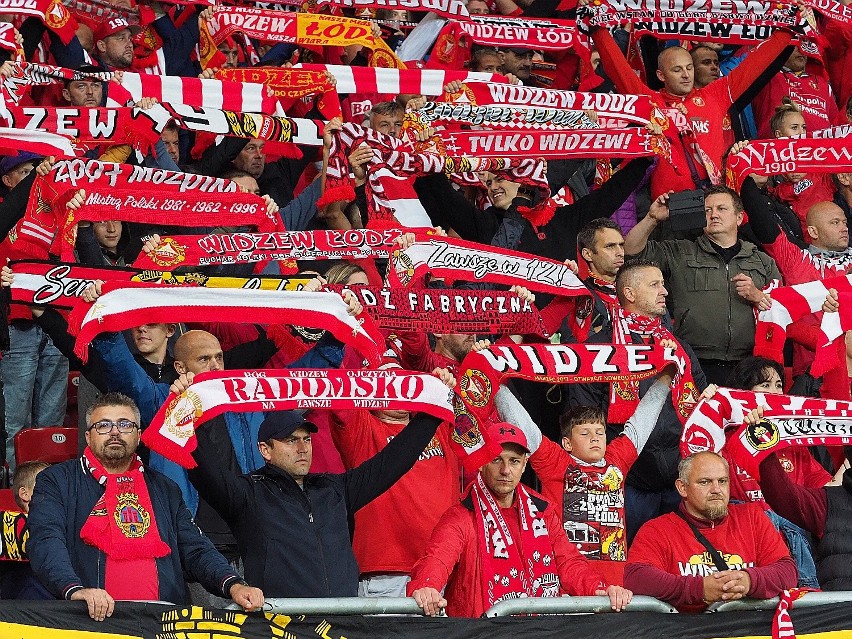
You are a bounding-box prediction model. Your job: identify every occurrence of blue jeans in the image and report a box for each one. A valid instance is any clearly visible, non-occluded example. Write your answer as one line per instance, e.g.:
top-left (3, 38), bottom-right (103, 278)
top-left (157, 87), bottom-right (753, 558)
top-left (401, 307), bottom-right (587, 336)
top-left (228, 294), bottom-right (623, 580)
top-left (765, 509), bottom-right (820, 589)
top-left (625, 485), bottom-right (682, 546)
top-left (1, 323), bottom-right (68, 470)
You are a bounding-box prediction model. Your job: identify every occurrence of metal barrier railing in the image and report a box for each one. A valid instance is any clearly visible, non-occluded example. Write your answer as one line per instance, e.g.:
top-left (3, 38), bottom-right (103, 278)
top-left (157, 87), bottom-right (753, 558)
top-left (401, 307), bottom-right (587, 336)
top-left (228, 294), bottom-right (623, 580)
top-left (484, 595), bottom-right (677, 617)
top-left (708, 591), bottom-right (852, 613)
top-left (260, 597), bottom-right (427, 616)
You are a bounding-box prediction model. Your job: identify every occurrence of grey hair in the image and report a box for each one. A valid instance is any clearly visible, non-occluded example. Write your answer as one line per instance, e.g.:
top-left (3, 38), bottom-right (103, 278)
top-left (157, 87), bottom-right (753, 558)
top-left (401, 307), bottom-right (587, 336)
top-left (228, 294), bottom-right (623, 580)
top-left (677, 451), bottom-right (728, 484)
top-left (85, 392), bottom-right (142, 427)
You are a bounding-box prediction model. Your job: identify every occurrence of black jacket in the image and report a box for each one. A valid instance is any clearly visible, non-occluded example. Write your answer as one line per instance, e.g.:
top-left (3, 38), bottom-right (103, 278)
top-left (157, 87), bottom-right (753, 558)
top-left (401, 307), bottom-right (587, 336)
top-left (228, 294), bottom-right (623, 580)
top-left (27, 458), bottom-right (242, 603)
top-left (568, 327), bottom-right (707, 492)
top-left (189, 412), bottom-right (442, 597)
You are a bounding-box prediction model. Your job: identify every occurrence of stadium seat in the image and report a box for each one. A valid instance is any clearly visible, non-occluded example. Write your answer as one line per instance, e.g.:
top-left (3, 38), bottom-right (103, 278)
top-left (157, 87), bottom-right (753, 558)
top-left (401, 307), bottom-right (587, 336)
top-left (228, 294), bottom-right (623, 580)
top-left (14, 427), bottom-right (78, 467)
top-left (66, 371), bottom-right (80, 407)
top-left (0, 488), bottom-right (18, 512)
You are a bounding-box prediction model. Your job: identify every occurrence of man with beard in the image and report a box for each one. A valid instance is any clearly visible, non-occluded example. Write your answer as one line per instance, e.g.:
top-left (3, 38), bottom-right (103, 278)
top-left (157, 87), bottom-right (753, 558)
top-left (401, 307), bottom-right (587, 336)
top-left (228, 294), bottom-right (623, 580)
top-left (27, 393), bottom-right (264, 620)
top-left (624, 451), bottom-right (797, 612)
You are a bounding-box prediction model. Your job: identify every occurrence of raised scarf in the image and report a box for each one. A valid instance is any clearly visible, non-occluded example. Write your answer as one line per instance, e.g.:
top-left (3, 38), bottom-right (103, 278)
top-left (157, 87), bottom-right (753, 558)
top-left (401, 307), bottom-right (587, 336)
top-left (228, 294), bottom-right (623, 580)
top-left (579, 0), bottom-right (810, 45)
top-left (452, 343), bottom-right (682, 469)
top-left (1, 62), bottom-right (112, 106)
top-left (316, 0), bottom-right (471, 19)
top-left (470, 474), bottom-right (560, 609)
top-left (143, 369), bottom-right (455, 468)
top-left (610, 309), bottom-right (699, 425)
top-left (320, 121), bottom-right (552, 228)
top-left (753, 273), bottom-right (850, 375)
top-left (726, 137), bottom-right (852, 190)
top-left (79, 447), bottom-right (171, 560)
top-left (413, 101), bottom-right (599, 131)
top-left (131, 229), bottom-right (405, 271)
top-left (67, 281), bottom-right (385, 366)
top-left (387, 234), bottom-right (590, 298)
top-left (9, 260), bottom-right (312, 308)
top-left (327, 284), bottom-right (549, 337)
top-left (0, 23), bottom-right (23, 59)
top-left (440, 82), bottom-right (657, 130)
top-left (0, 126), bottom-right (77, 159)
top-left (216, 67), bottom-right (338, 119)
top-left (681, 387), bottom-right (852, 477)
top-left (198, 8), bottom-right (402, 69)
top-left (0, 0), bottom-right (78, 44)
top-left (809, 0), bottom-right (852, 25)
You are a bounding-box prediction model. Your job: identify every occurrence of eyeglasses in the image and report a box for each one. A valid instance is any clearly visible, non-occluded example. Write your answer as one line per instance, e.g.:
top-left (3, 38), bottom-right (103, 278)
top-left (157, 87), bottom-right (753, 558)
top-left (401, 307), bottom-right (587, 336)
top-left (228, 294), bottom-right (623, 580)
top-left (88, 420), bottom-right (139, 434)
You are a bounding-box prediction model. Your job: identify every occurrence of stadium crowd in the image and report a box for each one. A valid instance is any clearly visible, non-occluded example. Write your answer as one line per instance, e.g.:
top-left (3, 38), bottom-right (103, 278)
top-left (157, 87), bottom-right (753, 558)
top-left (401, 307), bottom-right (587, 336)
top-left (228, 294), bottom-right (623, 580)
top-left (0, 0), bottom-right (849, 622)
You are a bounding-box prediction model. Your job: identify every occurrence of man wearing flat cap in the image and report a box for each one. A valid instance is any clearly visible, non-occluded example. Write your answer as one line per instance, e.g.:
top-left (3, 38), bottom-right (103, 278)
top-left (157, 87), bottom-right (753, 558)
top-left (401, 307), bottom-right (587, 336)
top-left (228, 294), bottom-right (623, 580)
top-left (185, 369), bottom-right (455, 599)
top-left (500, 47), bottom-right (533, 83)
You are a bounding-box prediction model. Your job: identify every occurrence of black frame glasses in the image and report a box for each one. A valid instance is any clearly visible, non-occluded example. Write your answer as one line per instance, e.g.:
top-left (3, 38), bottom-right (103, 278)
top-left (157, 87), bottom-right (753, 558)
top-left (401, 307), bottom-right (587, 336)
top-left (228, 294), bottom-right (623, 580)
top-left (88, 420), bottom-right (139, 435)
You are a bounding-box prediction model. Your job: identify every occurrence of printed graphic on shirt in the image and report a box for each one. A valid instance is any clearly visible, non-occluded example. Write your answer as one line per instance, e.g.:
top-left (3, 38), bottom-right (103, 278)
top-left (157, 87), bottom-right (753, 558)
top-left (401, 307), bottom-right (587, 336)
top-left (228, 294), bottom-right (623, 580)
top-left (678, 551), bottom-right (754, 576)
top-left (562, 463), bottom-right (626, 561)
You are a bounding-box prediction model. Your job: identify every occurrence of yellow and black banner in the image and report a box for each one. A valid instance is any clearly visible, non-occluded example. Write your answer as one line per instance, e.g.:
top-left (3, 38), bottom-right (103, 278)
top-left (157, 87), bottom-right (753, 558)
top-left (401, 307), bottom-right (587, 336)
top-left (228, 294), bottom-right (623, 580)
top-left (1, 600), bottom-right (852, 639)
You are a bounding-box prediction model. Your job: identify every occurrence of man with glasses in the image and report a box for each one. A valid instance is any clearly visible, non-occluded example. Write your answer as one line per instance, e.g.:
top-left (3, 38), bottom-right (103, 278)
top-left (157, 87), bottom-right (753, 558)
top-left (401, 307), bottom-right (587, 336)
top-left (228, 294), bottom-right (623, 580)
top-left (26, 392), bottom-right (264, 620)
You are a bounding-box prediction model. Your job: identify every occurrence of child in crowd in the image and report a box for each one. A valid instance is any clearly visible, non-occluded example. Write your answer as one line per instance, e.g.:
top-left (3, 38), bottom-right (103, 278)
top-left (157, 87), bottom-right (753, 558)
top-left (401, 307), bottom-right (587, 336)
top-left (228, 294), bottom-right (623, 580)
top-left (495, 359), bottom-right (677, 585)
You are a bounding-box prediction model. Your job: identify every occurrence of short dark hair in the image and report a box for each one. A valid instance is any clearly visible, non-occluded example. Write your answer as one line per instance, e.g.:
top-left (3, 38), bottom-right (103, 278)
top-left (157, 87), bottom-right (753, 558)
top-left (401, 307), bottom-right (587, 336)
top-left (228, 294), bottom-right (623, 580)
top-left (470, 47), bottom-right (500, 71)
top-left (690, 45), bottom-right (718, 58)
top-left (221, 168), bottom-right (255, 182)
top-left (704, 185), bottom-right (743, 214)
top-left (577, 217), bottom-right (623, 253)
top-left (560, 405), bottom-right (606, 439)
top-left (725, 356), bottom-right (785, 391)
top-left (769, 96), bottom-right (802, 135)
top-left (12, 461), bottom-right (49, 509)
top-left (615, 258), bottom-right (660, 305)
top-left (85, 392), bottom-right (141, 428)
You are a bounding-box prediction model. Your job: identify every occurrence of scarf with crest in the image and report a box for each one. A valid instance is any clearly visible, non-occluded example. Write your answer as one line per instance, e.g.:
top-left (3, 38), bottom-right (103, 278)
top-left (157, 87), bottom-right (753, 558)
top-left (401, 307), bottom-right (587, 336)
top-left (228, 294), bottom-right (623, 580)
top-left (610, 309), bottom-right (699, 424)
top-left (79, 447), bottom-right (171, 560)
top-left (471, 473), bottom-right (560, 609)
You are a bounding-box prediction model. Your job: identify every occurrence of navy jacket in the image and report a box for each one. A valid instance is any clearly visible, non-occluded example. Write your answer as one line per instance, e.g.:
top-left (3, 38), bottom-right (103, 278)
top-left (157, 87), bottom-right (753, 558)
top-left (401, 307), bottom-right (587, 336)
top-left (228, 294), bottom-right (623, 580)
top-left (27, 458), bottom-right (242, 603)
top-left (189, 412), bottom-right (442, 597)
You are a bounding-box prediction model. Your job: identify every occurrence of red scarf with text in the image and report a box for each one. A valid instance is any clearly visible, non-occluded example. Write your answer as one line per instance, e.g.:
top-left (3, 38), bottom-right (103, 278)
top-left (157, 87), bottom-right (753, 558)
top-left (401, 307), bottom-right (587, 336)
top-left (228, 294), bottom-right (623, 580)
top-left (726, 137), bottom-right (852, 190)
top-left (0, 0), bottom-right (78, 44)
top-left (79, 448), bottom-right (171, 560)
top-left (144, 369), bottom-right (455, 467)
top-left (316, 0), bottom-right (471, 19)
top-left (216, 67), bottom-right (338, 119)
top-left (452, 343), bottom-right (681, 469)
top-left (681, 388), bottom-right (852, 476)
top-left (68, 282), bottom-right (385, 367)
top-left (131, 228), bottom-right (404, 271)
top-left (471, 473), bottom-right (561, 609)
top-left (610, 309), bottom-right (699, 425)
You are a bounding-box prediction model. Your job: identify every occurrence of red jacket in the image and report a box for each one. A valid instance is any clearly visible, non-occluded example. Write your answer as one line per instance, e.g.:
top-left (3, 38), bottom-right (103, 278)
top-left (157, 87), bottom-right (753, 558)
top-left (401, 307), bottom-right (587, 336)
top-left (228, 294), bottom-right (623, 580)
top-left (407, 485), bottom-right (607, 617)
top-left (753, 69), bottom-right (838, 138)
top-left (593, 28), bottom-right (794, 198)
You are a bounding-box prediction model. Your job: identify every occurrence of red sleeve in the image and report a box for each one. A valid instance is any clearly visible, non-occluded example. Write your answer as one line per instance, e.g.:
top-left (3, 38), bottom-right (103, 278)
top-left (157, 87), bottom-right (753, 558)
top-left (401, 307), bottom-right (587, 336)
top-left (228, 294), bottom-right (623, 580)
top-left (547, 505), bottom-right (607, 595)
top-left (789, 448), bottom-right (832, 488)
top-left (352, 257), bottom-right (383, 287)
top-left (407, 505), bottom-right (470, 593)
top-left (742, 505), bottom-right (799, 598)
top-left (605, 435), bottom-right (639, 474)
top-left (328, 408), bottom-right (373, 468)
top-left (724, 30), bottom-right (794, 101)
top-left (762, 232), bottom-right (819, 283)
top-left (530, 437), bottom-right (570, 483)
top-left (787, 316), bottom-right (823, 351)
top-left (623, 562), bottom-right (704, 608)
top-left (591, 28), bottom-right (650, 97)
top-left (538, 294), bottom-right (575, 336)
top-left (397, 331), bottom-right (439, 373)
top-left (758, 453), bottom-right (827, 537)
top-left (624, 518), bottom-right (705, 608)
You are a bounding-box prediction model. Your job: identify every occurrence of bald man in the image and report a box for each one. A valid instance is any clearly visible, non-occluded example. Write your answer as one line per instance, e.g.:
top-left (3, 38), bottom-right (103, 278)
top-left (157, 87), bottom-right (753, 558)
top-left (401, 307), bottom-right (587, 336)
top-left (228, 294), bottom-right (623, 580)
top-left (590, 24), bottom-right (796, 197)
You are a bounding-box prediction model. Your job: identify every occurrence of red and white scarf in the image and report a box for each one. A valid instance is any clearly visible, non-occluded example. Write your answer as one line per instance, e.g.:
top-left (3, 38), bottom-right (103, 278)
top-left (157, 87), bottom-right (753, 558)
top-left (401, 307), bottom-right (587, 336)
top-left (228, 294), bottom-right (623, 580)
top-left (9, 260), bottom-right (311, 308)
top-left (809, 0), bottom-right (852, 25)
top-left (753, 274), bottom-right (851, 374)
top-left (452, 343), bottom-right (682, 469)
top-left (330, 285), bottom-right (549, 337)
top-left (131, 229), bottom-right (405, 271)
top-left (387, 234), bottom-right (590, 298)
top-left (470, 473), bottom-right (561, 609)
top-left (441, 82), bottom-right (656, 130)
top-left (0, 0), bottom-right (78, 44)
top-left (580, 0), bottom-right (811, 45)
top-left (610, 309), bottom-right (699, 425)
top-left (216, 67), bottom-right (337, 119)
top-left (143, 369), bottom-right (455, 468)
top-left (726, 137), bottom-right (852, 190)
top-left (316, 0), bottom-right (471, 19)
top-left (0, 126), bottom-right (77, 159)
top-left (413, 101), bottom-right (599, 131)
top-left (681, 388), bottom-right (852, 476)
top-left (80, 447), bottom-right (171, 560)
top-left (67, 282), bottom-right (385, 366)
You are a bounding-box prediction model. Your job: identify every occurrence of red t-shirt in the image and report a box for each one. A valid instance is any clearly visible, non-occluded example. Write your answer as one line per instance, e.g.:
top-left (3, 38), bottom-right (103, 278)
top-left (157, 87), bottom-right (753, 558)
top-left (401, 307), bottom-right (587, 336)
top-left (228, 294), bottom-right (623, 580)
top-left (754, 70), bottom-right (839, 139)
top-left (330, 409), bottom-right (461, 574)
top-left (770, 174), bottom-right (837, 234)
top-left (530, 436), bottom-right (637, 585)
top-left (725, 445), bottom-right (831, 505)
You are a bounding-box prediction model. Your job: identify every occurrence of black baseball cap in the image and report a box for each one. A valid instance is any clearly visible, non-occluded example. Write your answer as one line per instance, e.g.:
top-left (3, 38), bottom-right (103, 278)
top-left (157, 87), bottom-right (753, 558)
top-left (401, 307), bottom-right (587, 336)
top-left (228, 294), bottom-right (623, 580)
top-left (258, 411), bottom-right (318, 443)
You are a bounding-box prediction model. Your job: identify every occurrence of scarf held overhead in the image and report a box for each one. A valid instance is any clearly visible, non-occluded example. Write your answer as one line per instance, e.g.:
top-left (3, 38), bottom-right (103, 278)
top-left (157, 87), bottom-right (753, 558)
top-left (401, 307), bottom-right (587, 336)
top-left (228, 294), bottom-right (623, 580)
top-left (67, 282), bottom-right (385, 367)
top-left (681, 388), bottom-right (852, 476)
top-left (143, 369), bottom-right (455, 468)
top-left (131, 228), bottom-right (406, 271)
top-left (450, 343), bottom-right (681, 469)
top-left (9, 260), bottom-right (312, 308)
top-left (315, 0), bottom-right (471, 19)
top-left (0, 0), bottom-right (78, 43)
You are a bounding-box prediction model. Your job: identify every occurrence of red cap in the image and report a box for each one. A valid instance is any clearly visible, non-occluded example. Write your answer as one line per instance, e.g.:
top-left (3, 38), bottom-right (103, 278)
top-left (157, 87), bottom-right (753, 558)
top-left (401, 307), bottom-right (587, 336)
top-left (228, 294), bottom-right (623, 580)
top-left (94, 17), bottom-right (140, 43)
top-left (490, 422), bottom-right (530, 453)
